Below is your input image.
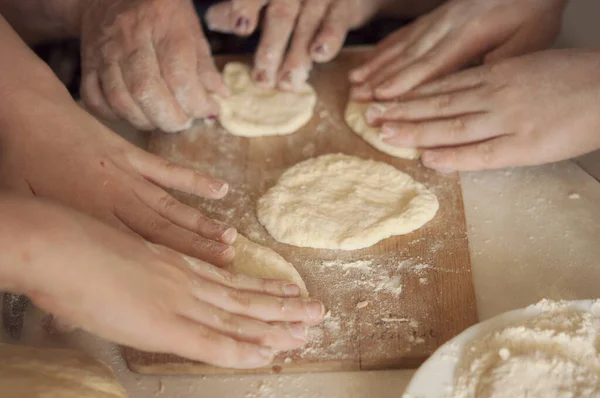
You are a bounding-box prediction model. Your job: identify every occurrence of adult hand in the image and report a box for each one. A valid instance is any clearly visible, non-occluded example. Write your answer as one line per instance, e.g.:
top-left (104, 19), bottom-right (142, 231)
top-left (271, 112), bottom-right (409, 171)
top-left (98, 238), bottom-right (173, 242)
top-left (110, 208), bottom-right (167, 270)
top-left (80, 0), bottom-right (227, 133)
top-left (206, 0), bottom-right (389, 90)
top-left (0, 195), bottom-right (325, 368)
top-left (364, 50), bottom-right (600, 171)
top-left (350, 0), bottom-right (567, 101)
top-left (0, 89), bottom-right (235, 267)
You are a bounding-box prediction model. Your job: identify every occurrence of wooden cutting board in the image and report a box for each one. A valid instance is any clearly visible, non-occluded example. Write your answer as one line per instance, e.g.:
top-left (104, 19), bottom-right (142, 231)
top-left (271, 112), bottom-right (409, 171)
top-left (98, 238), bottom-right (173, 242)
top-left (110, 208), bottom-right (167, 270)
top-left (123, 49), bottom-right (478, 375)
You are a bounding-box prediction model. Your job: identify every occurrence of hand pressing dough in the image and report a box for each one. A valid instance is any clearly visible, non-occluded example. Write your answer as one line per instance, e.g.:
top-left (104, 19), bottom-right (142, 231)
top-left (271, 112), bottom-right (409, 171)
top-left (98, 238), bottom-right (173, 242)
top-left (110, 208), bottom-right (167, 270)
top-left (0, 343), bottom-right (127, 398)
top-left (345, 101), bottom-right (421, 160)
top-left (228, 234), bottom-right (308, 297)
top-left (215, 63), bottom-right (317, 137)
top-left (257, 154), bottom-right (438, 250)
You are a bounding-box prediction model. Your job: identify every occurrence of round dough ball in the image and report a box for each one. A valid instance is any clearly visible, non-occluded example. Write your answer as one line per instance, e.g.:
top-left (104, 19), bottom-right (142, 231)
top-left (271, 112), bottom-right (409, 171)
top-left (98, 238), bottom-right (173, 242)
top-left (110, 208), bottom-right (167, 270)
top-left (257, 154), bottom-right (439, 250)
top-left (215, 63), bottom-right (317, 137)
top-left (345, 101), bottom-right (421, 160)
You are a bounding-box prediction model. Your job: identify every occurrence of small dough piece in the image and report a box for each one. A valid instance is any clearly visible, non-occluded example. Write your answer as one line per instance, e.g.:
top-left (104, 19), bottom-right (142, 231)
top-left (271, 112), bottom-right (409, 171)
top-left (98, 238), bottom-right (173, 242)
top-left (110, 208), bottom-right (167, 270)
top-left (229, 235), bottom-right (308, 297)
top-left (215, 63), bottom-right (317, 137)
top-left (0, 343), bottom-right (127, 398)
top-left (345, 101), bottom-right (421, 160)
top-left (257, 154), bottom-right (438, 250)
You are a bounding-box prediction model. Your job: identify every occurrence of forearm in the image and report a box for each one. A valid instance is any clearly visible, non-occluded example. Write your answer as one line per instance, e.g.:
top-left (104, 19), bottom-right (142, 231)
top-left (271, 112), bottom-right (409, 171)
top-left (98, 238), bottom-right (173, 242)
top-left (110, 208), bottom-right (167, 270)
top-left (0, 194), bottom-right (43, 294)
top-left (0, 14), bottom-right (71, 136)
top-left (0, 0), bottom-right (84, 44)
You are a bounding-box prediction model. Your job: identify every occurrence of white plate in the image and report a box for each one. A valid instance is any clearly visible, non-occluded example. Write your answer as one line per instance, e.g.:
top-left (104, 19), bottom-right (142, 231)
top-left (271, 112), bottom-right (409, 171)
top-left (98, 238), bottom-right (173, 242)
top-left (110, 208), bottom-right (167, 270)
top-left (403, 299), bottom-right (600, 398)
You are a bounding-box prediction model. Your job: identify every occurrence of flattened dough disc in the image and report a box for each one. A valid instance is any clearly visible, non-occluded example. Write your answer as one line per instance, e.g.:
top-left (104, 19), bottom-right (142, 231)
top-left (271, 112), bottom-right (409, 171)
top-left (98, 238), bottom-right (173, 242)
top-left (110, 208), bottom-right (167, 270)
top-left (257, 154), bottom-right (438, 250)
top-left (215, 63), bottom-right (317, 137)
top-left (345, 101), bottom-right (421, 160)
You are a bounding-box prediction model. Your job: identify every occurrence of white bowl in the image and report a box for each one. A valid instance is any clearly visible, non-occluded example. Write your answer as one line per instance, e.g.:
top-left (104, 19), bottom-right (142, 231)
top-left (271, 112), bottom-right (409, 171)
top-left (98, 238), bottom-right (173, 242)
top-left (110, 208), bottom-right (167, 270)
top-left (403, 299), bottom-right (600, 398)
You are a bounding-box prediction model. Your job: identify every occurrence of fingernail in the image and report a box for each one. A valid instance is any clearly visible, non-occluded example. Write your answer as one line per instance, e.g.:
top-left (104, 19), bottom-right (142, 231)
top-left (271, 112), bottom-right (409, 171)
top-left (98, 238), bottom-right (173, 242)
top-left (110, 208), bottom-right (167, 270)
top-left (208, 114), bottom-right (217, 120)
top-left (307, 301), bottom-right (325, 320)
top-left (312, 44), bottom-right (328, 58)
top-left (284, 284), bottom-right (300, 296)
top-left (380, 124), bottom-right (396, 139)
top-left (349, 68), bottom-right (366, 83)
top-left (289, 324), bottom-right (308, 341)
top-left (235, 17), bottom-right (250, 33)
top-left (220, 246), bottom-right (236, 259)
top-left (259, 347), bottom-right (274, 360)
top-left (209, 181), bottom-right (228, 195)
top-left (220, 228), bottom-right (237, 245)
top-left (422, 151), bottom-right (454, 173)
top-left (366, 105), bottom-right (383, 124)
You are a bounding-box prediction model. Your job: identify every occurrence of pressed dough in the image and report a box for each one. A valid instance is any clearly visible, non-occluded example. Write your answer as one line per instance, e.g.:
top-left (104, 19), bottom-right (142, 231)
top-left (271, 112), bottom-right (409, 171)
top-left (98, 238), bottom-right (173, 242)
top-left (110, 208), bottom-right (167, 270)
top-left (257, 154), bottom-right (439, 250)
top-left (229, 235), bottom-right (308, 297)
top-left (345, 101), bottom-right (421, 160)
top-left (0, 343), bottom-right (127, 398)
top-left (215, 63), bottom-right (317, 137)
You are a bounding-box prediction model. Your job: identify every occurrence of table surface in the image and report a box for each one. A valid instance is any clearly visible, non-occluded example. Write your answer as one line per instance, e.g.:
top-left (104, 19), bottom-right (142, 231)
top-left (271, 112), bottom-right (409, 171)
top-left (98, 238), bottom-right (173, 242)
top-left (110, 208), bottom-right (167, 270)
top-left (3, 1), bottom-right (600, 397)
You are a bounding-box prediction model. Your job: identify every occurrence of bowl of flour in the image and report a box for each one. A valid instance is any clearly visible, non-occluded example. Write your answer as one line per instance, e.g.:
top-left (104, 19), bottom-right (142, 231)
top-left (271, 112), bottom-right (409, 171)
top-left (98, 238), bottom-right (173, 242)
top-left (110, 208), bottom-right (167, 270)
top-left (404, 299), bottom-right (600, 398)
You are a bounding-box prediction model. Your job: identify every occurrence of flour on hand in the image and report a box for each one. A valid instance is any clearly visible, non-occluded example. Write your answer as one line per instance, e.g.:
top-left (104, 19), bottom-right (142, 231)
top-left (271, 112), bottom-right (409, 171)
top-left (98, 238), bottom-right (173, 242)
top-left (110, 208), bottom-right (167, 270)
top-left (215, 63), bottom-right (317, 137)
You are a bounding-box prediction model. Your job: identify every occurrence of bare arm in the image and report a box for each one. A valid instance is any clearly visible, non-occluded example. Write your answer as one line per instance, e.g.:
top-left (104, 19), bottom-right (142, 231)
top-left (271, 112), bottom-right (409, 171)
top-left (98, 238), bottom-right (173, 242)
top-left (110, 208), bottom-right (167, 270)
top-left (0, 0), bottom-right (83, 44)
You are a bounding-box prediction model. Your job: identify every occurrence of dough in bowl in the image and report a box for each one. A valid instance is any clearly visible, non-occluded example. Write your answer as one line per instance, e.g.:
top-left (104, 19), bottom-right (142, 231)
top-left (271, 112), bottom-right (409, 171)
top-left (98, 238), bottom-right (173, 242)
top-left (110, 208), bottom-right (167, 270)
top-left (257, 154), bottom-right (438, 250)
top-left (345, 101), bottom-right (420, 160)
top-left (215, 63), bottom-right (317, 137)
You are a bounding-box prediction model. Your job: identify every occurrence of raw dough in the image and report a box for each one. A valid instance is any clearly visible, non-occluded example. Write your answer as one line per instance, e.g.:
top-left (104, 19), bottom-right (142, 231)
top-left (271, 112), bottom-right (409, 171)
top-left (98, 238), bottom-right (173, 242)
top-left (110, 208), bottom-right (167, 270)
top-left (215, 63), bottom-right (317, 137)
top-left (229, 235), bottom-right (308, 297)
top-left (257, 153), bottom-right (439, 250)
top-left (345, 101), bottom-right (420, 160)
top-left (0, 343), bottom-right (127, 398)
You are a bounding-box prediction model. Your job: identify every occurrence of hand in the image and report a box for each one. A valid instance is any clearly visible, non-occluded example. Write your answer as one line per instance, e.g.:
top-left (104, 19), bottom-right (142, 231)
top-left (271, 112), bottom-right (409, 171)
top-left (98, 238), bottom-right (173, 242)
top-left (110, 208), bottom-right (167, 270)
top-left (1, 89), bottom-right (235, 267)
top-left (206, 0), bottom-right (389, 90)
top-left (0, 195), bottom-right (325, 368)
top-left (364, 49), bottom-right (600, 171)
top-left (80, 0), bottom-right (227, 133)
top-left (349, 0), bottom-right (567, 101)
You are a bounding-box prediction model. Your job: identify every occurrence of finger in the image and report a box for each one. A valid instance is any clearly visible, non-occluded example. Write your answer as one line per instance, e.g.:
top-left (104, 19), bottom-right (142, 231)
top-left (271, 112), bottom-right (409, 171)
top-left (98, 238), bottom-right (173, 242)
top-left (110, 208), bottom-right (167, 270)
top-left (168, 316), bottom-right (275, 369)
top-left (484, 27), bottom-right (541, 64)
top-left (408, 67), bottom-right (487, 97)
top-left (350, 19), bottom-right (447, 97)
top-left (128, 150), bottom-right (229, 199)
top-left (180, 300), bottom-right (307, 351)
top-left (230, 0), bottom-right (269, 36)
top-left (373, 29), bottom-right (497, 100)
top-left (381, 113), bottom-right (498, 149)
top-left (80, 71), bottom-right (119, 121)
top-left (349, 27), bottom-right (412, 85)
top-left (115, 201), bottom-right (234, 267)
top-left (192, 280), bottom-right (326, 325)
top-left (194, 27), bottom-right (229, 98)
top-left (180, 255), bottom-right (302, 298)
top-left (205, 2), bottom-right (236, 33)
top-left (421, 135), bottom-right (517, 172)
top-left (367, 86), bottom-right (488, 124)
top-left (278, 0), bottom-right (330, 90)
top-left (41, 314), bottom-right (77, 335)
top-left (310, 1), bottom-right (348, 63)
top-left (132, 181), bottom-right (236, 244)
top-left (156, 34), bottom-right (217, 119)
top-left (253, 0), bottom-right (301, 87)
top-left (121, 46), bottom-right (192, 133)
top-left (99, 63), bottom-right (154, 130)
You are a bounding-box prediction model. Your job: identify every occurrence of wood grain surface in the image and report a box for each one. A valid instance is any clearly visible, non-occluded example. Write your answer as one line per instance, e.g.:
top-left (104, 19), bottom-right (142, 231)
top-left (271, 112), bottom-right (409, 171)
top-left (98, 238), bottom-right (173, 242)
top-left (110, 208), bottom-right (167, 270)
top-left (123, 49), bottom-right (478, 375)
